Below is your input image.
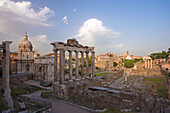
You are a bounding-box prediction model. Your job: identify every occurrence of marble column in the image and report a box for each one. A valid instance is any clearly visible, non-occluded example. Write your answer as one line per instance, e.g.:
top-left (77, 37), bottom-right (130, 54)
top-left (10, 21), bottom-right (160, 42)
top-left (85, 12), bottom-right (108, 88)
top-left (148, 59), bottom-right (150, 69)
top-left (2, 48), bottom-right (6, 89)
top-left (91, 52), bottom-right (95, 79)
top-left (54, 50), bottom-right (58, 82)
top-left (3, 42), bottom-right (11, 92)
top-left (59, 49), bottom-right (64, 85)
top-left (63, 50), bottom-right (65, 80)
top-left (75, 51), bottom-right (79, 80)
top-left (81, 51), bottom-right (84, 79)
top-left (86, 52), bottom-right (89, 78)
top-left (145, 59), bottom-right (147, 69)
top-left (68, 50), bottom-right (73, 81)
top-left (2, 41), bottom-right (13, 108)
top-left (151, 59), bottom-right (152, 69)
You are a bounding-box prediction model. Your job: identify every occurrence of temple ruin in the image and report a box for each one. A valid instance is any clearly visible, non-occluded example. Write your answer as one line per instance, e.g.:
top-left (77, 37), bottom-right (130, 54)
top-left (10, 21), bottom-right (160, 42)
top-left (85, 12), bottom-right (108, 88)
top-left (51, 38), bottom-right (95, 99)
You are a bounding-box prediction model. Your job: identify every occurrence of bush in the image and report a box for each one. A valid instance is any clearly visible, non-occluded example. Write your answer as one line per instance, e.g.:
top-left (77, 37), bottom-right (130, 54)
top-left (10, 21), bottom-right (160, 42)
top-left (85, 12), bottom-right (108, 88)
top-left (134, 58), bottom-right (142, 63)
top-left (124, 60), bottom-right (134, 68)
top-left (113, 62), bottom-right (118, 67)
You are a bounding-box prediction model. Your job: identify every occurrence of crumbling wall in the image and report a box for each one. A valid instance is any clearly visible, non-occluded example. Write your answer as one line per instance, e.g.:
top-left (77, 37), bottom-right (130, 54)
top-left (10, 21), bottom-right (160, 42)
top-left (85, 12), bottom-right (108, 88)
top-left (66, 81), bottom-right (170, 113)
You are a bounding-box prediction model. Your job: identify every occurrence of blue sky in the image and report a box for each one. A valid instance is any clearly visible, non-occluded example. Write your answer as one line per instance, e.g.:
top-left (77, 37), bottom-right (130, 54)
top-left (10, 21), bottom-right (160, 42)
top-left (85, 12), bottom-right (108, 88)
top-left (0, 0), bottom-right (170, 56)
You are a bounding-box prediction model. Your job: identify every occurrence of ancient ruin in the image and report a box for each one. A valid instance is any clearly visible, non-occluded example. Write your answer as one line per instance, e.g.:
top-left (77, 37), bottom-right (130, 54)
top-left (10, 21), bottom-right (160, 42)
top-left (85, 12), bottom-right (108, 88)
top-left (51, 38), bottom-right (95, 99)
top-left (143, 56), bottom-right (153, 69)
top-left (0, 41), bottom-right (13, 108)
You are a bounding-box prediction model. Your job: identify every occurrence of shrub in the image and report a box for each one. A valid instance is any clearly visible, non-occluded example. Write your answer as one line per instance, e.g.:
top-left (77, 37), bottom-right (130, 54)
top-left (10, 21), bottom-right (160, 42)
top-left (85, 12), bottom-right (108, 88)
top-left (124, 60), bottom-right (134, 68)
top-left (113, 62), bottom-right (118, 67)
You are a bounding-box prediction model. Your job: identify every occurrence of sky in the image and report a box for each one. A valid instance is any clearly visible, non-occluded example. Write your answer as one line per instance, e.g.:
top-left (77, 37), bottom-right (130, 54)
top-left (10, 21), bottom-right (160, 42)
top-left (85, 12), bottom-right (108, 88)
top-left (0, 0), bottom-right (170, 56)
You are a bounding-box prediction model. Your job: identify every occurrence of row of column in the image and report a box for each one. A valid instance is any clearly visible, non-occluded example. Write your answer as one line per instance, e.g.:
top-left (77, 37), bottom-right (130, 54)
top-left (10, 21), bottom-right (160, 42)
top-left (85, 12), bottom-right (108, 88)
top-left (145, 59), bottom-right (152, 69)
top-left (54, 49), bottom-right (95, 85)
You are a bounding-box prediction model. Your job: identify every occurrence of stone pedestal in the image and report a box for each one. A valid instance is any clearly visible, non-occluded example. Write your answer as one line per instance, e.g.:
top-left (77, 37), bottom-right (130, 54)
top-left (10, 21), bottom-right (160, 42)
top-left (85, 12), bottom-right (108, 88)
top-left (53, 83), bottom-right (68, 100)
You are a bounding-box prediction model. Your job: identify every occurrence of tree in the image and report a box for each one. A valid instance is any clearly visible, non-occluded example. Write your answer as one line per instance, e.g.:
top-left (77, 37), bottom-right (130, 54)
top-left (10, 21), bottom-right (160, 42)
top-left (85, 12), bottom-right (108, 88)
top-left (124, 59), bottom-right (134, 68)
top-left (113, 62), bottom-right (118, 67)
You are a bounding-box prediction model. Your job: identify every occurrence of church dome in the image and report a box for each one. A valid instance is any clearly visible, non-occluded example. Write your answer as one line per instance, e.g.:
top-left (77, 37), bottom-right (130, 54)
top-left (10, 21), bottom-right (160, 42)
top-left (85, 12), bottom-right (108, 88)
top-left (18, 33), bottom-right (33, 52)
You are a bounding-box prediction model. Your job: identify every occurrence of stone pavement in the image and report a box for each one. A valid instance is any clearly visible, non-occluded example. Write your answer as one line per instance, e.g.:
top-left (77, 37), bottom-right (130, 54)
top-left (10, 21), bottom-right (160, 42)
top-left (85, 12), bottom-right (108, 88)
top-left (109, 76), bottom-right (125, 88)
top-left (50, 99), bottom-right (91, 113)
top-left (22, 90), bottom-right (91, 113)
top-left (24, 80), bottom-right (52, 90)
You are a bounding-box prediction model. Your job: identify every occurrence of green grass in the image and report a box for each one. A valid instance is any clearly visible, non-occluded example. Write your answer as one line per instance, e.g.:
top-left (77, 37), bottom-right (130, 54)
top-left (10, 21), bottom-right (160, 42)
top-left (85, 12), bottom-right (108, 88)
top-left (101, 109), bottom-right (133, 113)
top-left (0, 95), bottom-right (9, 112)
top-left (157, 86), bottom-right (168, 98)
top-left (96, 73), bottom-right (115, 76)
top-left (144, 77), bottom-right (166, 83)
top-left (41, 91), bottom-right (53, 98)
top-left (11, 85), bottom-right (43, 98)
top-left (42, 91), bottom-right (53, 95)
top-left (123, 81), bottom-right (130, 85)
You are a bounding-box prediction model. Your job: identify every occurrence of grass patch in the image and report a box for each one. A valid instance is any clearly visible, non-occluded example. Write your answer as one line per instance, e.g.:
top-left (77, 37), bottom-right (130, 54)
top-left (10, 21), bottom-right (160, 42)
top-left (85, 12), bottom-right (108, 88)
top-left (157, 86), bottom-right (168, 98)
top-left (11, 85), bottom-right (43, 98)
top-left (41, 91), bottom-right (53, 98)
top-left (96, 73), bottom-right (115, 76)
top-left (123, 81), bottom-right (130, 85)
top-left (0, 95), bottom-right (9, 112)
top-left (115, 75), bottom-right (123, 80)
top-left (144, 77), bottom-right (166, 83)
top-left (101, 109), bottom-right (132, 113)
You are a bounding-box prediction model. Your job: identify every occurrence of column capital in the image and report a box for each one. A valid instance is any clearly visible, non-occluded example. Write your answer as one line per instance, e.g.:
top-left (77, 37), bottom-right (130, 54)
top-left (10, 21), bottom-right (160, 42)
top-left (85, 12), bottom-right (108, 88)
top-left (85, 51), bottom-right (89, 54)
top-left (74, 51), bottom-right (78, 53)
top-left (80, 51), bottom-right (85, 53)
top-left (68, 50), bottom-right (73, 52)
top-left (54, 49), bottom-right (59, 52)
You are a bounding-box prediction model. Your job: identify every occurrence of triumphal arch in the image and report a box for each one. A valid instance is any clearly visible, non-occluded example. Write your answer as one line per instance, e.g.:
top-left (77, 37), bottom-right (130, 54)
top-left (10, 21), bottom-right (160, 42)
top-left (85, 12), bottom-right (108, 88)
top-left (51, 38), bottom-right (95, 99)
top-left (0, 41), bottom-right (13, 108)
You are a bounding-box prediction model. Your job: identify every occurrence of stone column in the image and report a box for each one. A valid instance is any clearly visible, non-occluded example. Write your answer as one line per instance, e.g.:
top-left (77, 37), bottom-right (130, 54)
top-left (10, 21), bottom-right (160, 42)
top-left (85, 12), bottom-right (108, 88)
top-left (148, 59), bottom-right (150, 69)
top-left (63, 50), bottom-right (66, 80)
top-left (54, 50), bottom-right (58, 82)
top-left (68, 50), bottom-right (73, 81)
top-left (86, 52), bottom-right (89, 78)
top-left (75, 51), bottom-right (79, 80)
top-left (2, 48), bottom-right (6, 89)
top-left (145, 59), bottom-right (147, 69)
top-left (2, 41), bottom-right (13, 108)
top-left (81, 51), bottom-right (84, 79)
top-left (91, 52), bottom-right (95, 79)
top-left (151, 59), bottom-right (152, 69)
top-left (59, 49), bottom-right (64, 85)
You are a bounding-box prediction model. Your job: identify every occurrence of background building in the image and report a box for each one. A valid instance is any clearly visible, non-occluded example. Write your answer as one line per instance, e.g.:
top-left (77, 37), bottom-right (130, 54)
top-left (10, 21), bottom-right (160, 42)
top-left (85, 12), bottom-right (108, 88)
top-left (10, 33), bottom-right (38, 74)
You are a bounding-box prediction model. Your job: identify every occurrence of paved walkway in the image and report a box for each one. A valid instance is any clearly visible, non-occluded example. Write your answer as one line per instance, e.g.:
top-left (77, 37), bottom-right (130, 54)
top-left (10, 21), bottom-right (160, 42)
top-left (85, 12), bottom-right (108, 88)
top-left (23, 90), bottom-right (91, 113)
top-left (109, 76), bottom-right (125, 88)
top-left (51, 99), bottom-right (91, 113)
top-left (24, 80), bottom-right (52, 90)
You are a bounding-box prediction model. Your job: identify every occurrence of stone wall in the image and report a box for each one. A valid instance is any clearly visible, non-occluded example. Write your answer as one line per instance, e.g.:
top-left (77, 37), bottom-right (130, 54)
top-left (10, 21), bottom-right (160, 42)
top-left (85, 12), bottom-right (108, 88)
top-left (10, 74), bottom-right (33, 82)
top-left (66, 81), bottom-right (170, 113)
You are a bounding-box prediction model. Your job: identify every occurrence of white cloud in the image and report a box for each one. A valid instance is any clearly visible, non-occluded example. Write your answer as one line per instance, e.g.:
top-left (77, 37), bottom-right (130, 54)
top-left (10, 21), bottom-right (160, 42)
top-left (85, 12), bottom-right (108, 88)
top-left (76, 18), bottom-right (121, 46)
top-left (0, 0), bottom-right (54, 55)
top-left (29, 35), bottom-right (52, 55)
top-left (72, 9), bottom-right (77, 12)
top-left (0, 0), bottom-right (54, 26)
top-left (115, 43), bottom-right (124, 48)
top-left (0, 0), bottom-right (54, 36)
top-left (63, 16), bottom-right (68, 24)
top-left (106, 43), bottom-right (125, 49)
